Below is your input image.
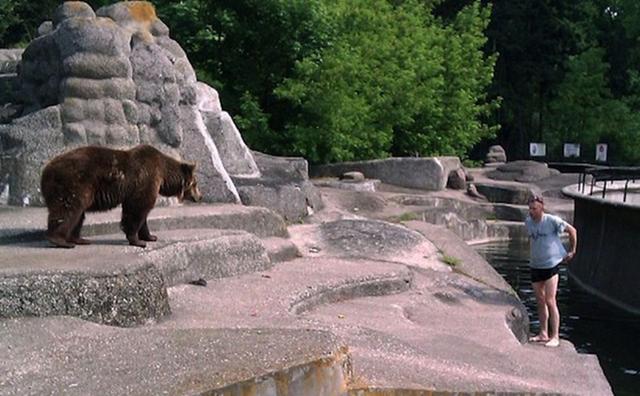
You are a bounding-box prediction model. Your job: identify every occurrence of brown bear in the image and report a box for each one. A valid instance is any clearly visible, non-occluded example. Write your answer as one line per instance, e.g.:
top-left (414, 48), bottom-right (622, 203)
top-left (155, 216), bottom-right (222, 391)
top-left (40, 144), bottom-right (202, 248)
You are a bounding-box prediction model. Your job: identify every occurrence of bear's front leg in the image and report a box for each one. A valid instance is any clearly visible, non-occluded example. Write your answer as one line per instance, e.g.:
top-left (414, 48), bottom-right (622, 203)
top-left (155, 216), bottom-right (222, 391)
top-left (121, 203), bottom-right (153, 248)
top-left (138, 220), bottom-right (158, 242)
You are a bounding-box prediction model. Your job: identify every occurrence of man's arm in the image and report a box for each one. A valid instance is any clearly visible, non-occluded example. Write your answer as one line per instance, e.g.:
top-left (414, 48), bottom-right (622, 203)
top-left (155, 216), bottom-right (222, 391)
top-left (563, 223), bottom-right (577, 262)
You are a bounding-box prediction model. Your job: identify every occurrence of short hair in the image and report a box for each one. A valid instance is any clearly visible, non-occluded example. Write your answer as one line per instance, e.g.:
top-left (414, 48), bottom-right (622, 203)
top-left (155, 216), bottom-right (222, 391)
top-left (528, 195), bottom-right (544, 205)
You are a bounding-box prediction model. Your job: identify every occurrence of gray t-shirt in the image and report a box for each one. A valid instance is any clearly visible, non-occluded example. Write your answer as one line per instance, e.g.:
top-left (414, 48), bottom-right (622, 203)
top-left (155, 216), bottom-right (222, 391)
top-left (525, 213), bottom-right (568, 269)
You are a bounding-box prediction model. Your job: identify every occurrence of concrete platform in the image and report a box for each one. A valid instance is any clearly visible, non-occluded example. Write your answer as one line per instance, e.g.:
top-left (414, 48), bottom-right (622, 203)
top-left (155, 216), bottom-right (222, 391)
top-left (0, 174), bottom-right (613, 395)
top-left (160, 253), bottom-right (607, 394)
top-left (0, 229), bottom-right (272, 326)
top-left (0, 317), bottom-right (350, 396)
top-left (0, 203), bottom-right (288, 244)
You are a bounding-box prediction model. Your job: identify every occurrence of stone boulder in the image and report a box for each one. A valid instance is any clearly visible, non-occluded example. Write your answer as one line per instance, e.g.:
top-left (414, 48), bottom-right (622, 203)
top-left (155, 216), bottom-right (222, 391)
top-left (0, 49), bottom-right (23, 74)
top-left (0, 106), bottom-right (65, 206)
top-left (204, 110), bottom-right (260, 178)
top-left (233, 151), bottom-right (323, 222)
top-left (485, 145), bottom-right (507, 164)
top-left (312, 157), bottom-right (463, 191)
top-left (313, 178), bottom-right (381, 193)
top-left (0, 49), bottom-right (23, 107)
top-left (447, 168), bottom-right (467, 190)
top-left (320, 219), bottom-right (432, 259)
top-left (288, 219), bottom-right (446, 271)
top-left (486, 160), bottom-right (560, 182)
top-left (341, 171), bottom-right (365, 181)
top-left (473, 182), bottom-right (540, 205)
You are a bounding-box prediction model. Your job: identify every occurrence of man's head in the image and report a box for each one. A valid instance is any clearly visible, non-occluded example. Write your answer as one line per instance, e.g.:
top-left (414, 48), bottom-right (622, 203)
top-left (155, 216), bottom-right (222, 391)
top-left (528, 195), bottom-right (544, 221)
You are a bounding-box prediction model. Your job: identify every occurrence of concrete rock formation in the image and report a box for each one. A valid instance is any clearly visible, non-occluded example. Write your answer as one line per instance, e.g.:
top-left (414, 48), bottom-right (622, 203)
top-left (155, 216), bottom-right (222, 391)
top-left (232, 151), bottom-right (324, 222)
top-left (487, 160), bottom-right (560, 183)
top-left (0, 167), bottom-right (614, 395)
top-left (312, 156), bottom-right (464, 191)
top-left (467, 183), bottom-right (488, 201)
top-left (447, 167), bottom-right (467, 190)
top-left (485, 144), bottom-right (507, 163)
top-left (0, 1), bottom-right (320, 214)
top-left (0, 49), bottom-right (23, 107)
top-left (341, 171), bottom-right (365, 181)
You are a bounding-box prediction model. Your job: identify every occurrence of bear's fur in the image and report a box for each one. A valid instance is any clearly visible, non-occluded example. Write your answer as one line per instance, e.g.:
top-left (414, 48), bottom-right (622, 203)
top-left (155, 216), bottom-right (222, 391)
top-left (41, 144), bottom-right (202, 248)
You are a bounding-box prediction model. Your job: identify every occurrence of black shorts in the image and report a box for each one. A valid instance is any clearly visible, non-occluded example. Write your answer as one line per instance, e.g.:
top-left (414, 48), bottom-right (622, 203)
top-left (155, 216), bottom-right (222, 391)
top-left (530, 264), bottom-right (560, 283)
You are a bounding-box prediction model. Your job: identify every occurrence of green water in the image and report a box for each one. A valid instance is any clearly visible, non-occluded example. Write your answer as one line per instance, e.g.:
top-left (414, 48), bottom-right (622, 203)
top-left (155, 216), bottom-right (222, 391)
top-left (476, 240), bottom-right (640, 396)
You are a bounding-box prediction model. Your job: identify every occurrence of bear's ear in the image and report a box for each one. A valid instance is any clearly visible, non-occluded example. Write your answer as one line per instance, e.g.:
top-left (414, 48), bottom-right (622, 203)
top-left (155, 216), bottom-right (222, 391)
top-left (181, 162), bottom-right (196, 175)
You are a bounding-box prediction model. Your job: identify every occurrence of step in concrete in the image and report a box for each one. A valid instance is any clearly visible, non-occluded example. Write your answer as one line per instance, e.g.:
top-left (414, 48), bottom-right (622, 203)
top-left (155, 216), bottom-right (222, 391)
top-left (0, 317), bottom-right (351, 396)
top-left (0, 203), bottom-right (287, 244)
top-left (0, 229), bottom-right (272, 326)
top-left (162, 257), bottom-right (415, 329)
top-left (261, 236), bottom-right (301, 263)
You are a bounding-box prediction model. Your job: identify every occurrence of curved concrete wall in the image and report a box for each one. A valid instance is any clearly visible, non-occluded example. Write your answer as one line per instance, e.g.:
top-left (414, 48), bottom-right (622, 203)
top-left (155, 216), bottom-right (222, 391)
top-left (563, 185), bottom-right (640, 314)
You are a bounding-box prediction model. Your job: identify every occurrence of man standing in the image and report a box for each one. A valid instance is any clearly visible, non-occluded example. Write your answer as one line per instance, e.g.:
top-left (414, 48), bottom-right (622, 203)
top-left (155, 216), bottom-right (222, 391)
top-left (525, 195), bottom-right (577, 347)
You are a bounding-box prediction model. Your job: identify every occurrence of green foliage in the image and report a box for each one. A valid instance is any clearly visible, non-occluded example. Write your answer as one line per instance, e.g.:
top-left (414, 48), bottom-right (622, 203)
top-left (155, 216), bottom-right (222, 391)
top-left (414, 1), bottom-right (498, 158)
top-left (482, 0), bottom-right (640, 164)
top-left (441, 254), bottom-right (461, 267)
top-left (0, 0), bottom-right (113, 47)
top-left (0, 0), bottom-right (55, 47)
top-left (154, 0), bottom-right (499, 163)
top-left (543, 11), bottom-right (640, 164)
top-left (277, 0), bottom-right (497, 163)
top-left (153, 0), bottom-right (336, 157)
top-left (277, 0), bottom-right (412, 162)
top-left (0, 1), bottom-right (19, 46)
top-left (462, 158), bottom-right (483, 168)
top-left (394, 212), bottom-right (421, 222)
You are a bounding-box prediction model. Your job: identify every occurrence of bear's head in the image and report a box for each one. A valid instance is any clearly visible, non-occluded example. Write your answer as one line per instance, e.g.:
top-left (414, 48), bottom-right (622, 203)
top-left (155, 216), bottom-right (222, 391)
top-left (179, 163), bottom-right (202, 203)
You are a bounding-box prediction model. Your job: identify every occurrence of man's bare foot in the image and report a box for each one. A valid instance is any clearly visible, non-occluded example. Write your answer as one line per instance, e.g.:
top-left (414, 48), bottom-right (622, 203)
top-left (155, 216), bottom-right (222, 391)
top-left (545, 338), bottom-right (560, 348)
top-left (529, 334), bottom-right (549, 343)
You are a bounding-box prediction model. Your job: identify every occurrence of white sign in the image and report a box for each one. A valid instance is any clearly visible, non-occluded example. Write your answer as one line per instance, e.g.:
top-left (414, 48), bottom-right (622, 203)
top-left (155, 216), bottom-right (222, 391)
top-left (563, 143), bottom-right (581, 158)
top-left (529, 143), bottom-right (546, 157)
top-left (596, 143), bottom-right (608, 162)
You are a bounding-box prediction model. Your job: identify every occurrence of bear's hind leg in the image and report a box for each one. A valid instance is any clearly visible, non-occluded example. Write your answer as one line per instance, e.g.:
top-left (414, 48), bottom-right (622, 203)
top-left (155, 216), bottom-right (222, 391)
top-left (69, 212), bottom-right (91, 245)
top-left (138, 220), bottom-right (157, 242)
top-left (46, 208), bottom-right (83, 248)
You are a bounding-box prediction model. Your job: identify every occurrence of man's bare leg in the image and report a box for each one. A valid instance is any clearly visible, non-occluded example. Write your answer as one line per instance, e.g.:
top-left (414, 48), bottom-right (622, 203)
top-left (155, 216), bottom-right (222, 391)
top-left (544, 274), bottom-right (560, 347)
top-left (530, 280), bottom-right (550, 342)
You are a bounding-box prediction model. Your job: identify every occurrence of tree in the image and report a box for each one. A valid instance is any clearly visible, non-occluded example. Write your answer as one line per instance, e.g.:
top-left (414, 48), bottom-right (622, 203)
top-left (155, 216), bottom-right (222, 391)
top-left (485, 0), bottom-right (589, 159)
top-left (153, 0), bottom-right (336, 155)
top-left (276, 0), bottom-right (497, 163)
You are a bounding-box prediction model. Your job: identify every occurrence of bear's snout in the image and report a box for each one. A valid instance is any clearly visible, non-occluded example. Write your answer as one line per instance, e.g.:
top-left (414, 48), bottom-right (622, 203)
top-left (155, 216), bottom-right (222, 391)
top-left (185, 183), bottom-right (202, 202)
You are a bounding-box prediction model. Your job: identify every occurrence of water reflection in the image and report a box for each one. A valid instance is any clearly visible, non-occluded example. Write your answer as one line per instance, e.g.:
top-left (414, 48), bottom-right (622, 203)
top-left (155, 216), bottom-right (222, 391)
top-left (476, 240), bottom-right (640, 396)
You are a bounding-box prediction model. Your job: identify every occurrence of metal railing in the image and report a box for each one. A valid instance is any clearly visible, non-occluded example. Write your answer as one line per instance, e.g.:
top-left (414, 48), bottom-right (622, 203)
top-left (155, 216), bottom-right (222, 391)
top-left (548, 162), bottom-right (640, 202)
top-left (582, 167), bottom-right (640, 202)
